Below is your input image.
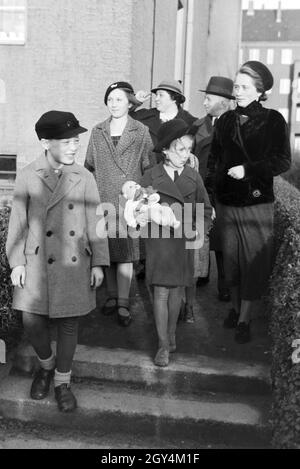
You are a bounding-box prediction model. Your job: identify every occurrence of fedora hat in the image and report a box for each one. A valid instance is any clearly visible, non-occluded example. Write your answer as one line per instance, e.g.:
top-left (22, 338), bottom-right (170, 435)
top-left (241, 61), bottom-right (274, 91)
top-left (200, 76), bottom-right (235, 100)
top-left (154, 119), bottom-right (197, 152)
top-left (35, 110), bottom-right (87, 140)
top-left (151, 79), bottom-right (186, 104)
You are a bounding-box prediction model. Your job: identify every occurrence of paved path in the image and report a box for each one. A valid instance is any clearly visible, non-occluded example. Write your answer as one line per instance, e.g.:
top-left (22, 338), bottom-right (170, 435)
top-left (78, 256), bottom-right (271, 365)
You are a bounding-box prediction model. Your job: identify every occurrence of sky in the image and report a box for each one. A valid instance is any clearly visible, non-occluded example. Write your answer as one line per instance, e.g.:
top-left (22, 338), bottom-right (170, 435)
top-left (242, 0), bottom-right (300, 8)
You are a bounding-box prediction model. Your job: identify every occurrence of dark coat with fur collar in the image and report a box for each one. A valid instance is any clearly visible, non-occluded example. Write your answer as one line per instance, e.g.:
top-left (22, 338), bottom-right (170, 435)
top-left (205, 101), bottom-right (291, 207)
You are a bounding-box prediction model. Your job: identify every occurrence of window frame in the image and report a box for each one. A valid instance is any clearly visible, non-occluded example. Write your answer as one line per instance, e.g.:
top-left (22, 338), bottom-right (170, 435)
top-left (249, 48), bottom-right (260, 61)
top-left (279, 78), bottom-right (291, 95)
top-left (266, 48), bottom-right (274, 65)
top-left (281, 49), bottom-right (293, 65)
top-left (0, 154), bottom-right (17, 184)
top-left (0, 0), bottom-right (27, 45)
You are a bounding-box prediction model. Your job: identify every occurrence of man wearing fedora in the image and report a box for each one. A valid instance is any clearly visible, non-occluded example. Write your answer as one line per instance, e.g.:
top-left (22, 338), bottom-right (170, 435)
top-left (193, 76), bottom-right (236, 301)
top-left (6, 110), bottom-right (110, 412)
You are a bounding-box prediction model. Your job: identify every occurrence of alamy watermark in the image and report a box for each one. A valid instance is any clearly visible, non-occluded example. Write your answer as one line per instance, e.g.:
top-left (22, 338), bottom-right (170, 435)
top-left (95, 200), bottom-right (206, 250)
top-left (291, 339), bottom-right (300, 364)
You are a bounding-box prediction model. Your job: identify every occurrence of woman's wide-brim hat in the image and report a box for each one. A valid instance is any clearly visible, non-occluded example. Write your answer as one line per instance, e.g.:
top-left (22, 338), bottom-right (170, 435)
top-left (199, 76), bottom-right (235, 100)
top-left (151, 79), bottom-right (186, 104)
top-left (241, 61), bottom-right (274, 91)
top-left (154, 118), bottom-right (197, 152)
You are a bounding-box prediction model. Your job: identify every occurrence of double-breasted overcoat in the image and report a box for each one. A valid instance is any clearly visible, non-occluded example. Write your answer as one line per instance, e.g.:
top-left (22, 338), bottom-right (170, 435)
top-left (6, 155), bottom-right (110, 318)
top-left (85, 116), bottom-right (153, 263)
top-left (140, 163), bottom-right (212, 287)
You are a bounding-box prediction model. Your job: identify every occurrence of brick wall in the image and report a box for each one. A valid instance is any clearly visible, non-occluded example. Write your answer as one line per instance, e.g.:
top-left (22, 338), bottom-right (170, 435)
top-left (0, 0), bottom-right (134, 167)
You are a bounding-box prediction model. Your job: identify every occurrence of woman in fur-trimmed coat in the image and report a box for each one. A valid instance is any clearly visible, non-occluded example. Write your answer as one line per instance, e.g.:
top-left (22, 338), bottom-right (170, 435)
top-left (205, 61), bottom-right (291, 344)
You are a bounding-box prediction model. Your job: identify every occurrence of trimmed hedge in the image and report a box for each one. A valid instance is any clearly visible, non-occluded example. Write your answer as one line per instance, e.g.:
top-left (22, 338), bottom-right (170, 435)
top-left (0, 206), bottom-right (23, 353)
top-left (269, 177), bottom-right (300, 448)
top-left (282, 155), bottom-right (300, 192)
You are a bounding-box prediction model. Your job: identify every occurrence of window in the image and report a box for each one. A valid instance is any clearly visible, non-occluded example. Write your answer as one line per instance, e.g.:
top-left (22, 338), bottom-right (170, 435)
top-left (296, 105), bottom-right (300, 122)
top-left (280, 79), bottom-right (291, 95)
top-left (278, 108), bottom-right (289, 122)
top-left (0, 0), bottom-right (26, 45)
top-left (267, 49), bottom-right (274, 65)
top-left (0, 154), bottom-right (16, 184)
top-left (281, 49), bottom-right (293, 65)
top-left (295, 135), bottom-right (300, 152)
top-left (249, 49), bottom-right (260, 61)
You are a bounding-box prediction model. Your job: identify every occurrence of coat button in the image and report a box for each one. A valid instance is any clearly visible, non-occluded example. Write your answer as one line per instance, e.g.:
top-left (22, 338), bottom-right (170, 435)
top-left (46, 231), bottom-right (53, 237)
top-left (68, 203), bottom-right (74, 210)
top-left (72, 256), bottom-right (77, 262)
top-left (69, 231), bottom-right (75, 237)
top-left (48, 258), bottom-right (55, 264)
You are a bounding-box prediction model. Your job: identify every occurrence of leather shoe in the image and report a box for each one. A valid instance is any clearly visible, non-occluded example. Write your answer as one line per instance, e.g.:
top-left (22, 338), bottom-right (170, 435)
top-left (223, 308), bottom-right (239, 329)
top-left (101, 298), bottom-right (117, 316)
top-left (235, 322), bottom-right (251, 344)
top-left (154, 348), bottom-right (169, 367)
top-left (196, 276), bottom-right (209, 287)
top-left (117, 306), bottom-right (132, 327)
top-left (30, 368), bottom-right (54, 400)
top-left (54, 384), bottom-right (77, 412)
top-left (218, 291), bottom-right (231, 302)
top-left (183, 305), bottom-right (195, 323)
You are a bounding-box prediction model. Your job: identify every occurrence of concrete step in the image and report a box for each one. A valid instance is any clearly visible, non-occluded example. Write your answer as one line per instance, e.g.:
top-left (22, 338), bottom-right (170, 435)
top-left (0, 417), bottom-right (230, 449)
top-left (0, 375), bottom-right (271, 448)
top-left (14, 342), bottom-right (271, 396)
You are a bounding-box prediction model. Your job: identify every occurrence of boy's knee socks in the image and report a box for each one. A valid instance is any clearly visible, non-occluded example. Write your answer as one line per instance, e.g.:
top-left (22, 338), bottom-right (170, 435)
top-left (37, 351), bottom-right (55, 370)
top-left (54, 370), bottom-right (72, 388)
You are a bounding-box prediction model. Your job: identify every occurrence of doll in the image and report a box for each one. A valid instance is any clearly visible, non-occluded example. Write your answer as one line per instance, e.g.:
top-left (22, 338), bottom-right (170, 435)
top-left (122, 180), bottom-right (180, 229)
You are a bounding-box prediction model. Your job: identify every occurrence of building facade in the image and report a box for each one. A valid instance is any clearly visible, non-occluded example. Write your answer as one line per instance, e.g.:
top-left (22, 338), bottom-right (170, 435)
top-left (0, 0), bottom-right (241, 193)
top-left (241, 4), bottom-right (300, 152)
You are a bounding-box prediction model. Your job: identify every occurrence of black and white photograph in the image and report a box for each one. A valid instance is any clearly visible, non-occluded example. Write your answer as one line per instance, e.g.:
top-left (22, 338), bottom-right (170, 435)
top-left (0, 0), bottom-right (299, 452)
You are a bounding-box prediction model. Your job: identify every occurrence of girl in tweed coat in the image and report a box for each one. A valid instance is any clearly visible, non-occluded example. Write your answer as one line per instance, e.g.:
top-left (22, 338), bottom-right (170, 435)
top-left (85, 81), bottom-right (153, 326)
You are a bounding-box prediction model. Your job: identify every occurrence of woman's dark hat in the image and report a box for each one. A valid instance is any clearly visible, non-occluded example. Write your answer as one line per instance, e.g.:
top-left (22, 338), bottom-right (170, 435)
top-left (35, 110), bottom-right (87, 140)
top-left (104, 81), bottom-right (140, 106)
top-left (241, 61), bottom-right (274, 91)
top-left (199, 76), bottom-right (235, 100)
top-left (154, 119), bottom-right (197, 152)
top-left (151, 79), bottom-right (186, 104)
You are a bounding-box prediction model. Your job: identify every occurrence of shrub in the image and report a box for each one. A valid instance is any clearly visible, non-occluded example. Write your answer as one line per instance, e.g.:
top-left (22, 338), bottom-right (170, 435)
top-left (268, 177), bottom-right (300, 448)
top-left (0, 207), bottom-right (23, 353)
top-left (282, 152), bottom-right (300, 192)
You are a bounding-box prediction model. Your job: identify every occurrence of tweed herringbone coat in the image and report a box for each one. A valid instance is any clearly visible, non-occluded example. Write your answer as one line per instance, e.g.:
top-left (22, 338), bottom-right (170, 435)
top-left (85, 116), bottom-right (153, 262)
top-left (6, 155), bottom-right (110, 318)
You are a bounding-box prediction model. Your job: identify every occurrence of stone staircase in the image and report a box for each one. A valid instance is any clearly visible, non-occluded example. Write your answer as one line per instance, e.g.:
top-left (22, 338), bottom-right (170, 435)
top-left (0, 341), bottom-right (272, 448)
